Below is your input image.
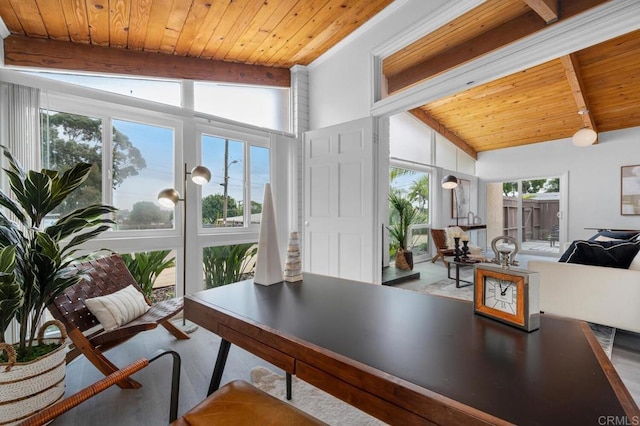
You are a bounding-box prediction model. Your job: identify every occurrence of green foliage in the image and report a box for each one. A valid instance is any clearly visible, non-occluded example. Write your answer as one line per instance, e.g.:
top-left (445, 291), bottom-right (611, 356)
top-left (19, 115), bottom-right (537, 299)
top-left (40, 111), bottom-right (146, 215)
top-left (0, 146), bottom-right (116, 359)
top-left (503, 178), bottom-right (560, 196)
top-left (121, 250), bottom-right (175, 302)
top-left (202, 194), bottom-right (242, 225)
top-left (387, 192), bottom-right (419, 251)
top-left (128, 201), bottom-right (169, 225)
top-left (0, 246), bottom-right (21, 343)
top-left (203, 244), bottom-right (257, 289)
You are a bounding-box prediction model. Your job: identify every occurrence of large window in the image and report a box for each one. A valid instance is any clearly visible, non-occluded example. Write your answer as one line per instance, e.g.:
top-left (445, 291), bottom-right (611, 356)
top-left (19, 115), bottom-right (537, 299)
top-left (112, 119), bottom-right (175, 230)
top-left (194, 82), bottom-right (290, 132)
top-left (486, 177), bottom-right (562, 255)
top-left (40, 107), bottom-right (177, 232)
top-left (389, 166), bottom-right (430, 262)
top-left (30, 71), bottom-right (181, 106)
top-left (200, 129), bottom-right (270, 230)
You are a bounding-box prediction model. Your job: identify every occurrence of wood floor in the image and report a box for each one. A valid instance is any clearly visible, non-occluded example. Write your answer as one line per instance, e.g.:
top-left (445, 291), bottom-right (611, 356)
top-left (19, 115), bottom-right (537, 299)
top-left (50, 264), bottom-right (640, 425)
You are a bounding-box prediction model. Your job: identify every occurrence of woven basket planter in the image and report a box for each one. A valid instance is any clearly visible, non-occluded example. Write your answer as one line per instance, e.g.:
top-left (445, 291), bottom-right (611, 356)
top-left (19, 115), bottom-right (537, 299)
top-left (395, 248), bottom-right (414, 270)
top-left (0, 320), bottom-right (67, 426)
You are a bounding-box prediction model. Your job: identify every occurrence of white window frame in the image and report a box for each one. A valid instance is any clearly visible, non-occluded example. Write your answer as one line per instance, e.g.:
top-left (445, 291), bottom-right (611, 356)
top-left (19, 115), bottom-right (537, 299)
top-left (40, 92), bottom-right (184, 240)
top-left (196, 123), bottom-right (271, 236)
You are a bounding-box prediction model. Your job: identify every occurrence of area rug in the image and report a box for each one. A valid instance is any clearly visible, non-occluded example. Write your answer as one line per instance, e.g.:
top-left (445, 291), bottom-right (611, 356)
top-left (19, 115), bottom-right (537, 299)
top-left (410, 278), bottom-right (616, 358)
top-left (250, 366), bottom-right (387, 426)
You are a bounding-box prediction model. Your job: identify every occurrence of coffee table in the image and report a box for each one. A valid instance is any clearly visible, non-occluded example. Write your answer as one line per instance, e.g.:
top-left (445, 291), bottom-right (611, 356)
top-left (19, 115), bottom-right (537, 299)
top-left (184, 274), bottom-right (638, 425)
top-left (445, 256), bottom-right (484, 287)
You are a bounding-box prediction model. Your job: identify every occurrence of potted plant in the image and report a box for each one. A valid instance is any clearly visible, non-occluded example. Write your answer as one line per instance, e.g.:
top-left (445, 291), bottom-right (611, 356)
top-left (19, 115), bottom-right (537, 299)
top-left (121, 250), bottom-right (176, 302)
top-left (0, 146), bottom-right (116, 424)
top-left (388, 192), bottom-right (419, 270)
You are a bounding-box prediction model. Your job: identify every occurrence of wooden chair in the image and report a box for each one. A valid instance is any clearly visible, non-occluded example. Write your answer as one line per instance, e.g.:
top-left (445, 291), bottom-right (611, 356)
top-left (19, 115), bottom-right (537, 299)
top-left (430, 228), bottom-right (455, 266)
top-left (47, 254), bottom-right (190, 389)
top-left (18, 350), bottom-right (181, 426)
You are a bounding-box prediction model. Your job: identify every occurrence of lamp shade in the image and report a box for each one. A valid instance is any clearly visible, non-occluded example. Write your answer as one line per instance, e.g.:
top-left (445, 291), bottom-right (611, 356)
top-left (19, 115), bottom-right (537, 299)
top-left (157, 188), bottom-right (181, 207)
top-left (190, 165), bottom-right (211, 185)
top-left (572, 128), bottom-right (597, 147)
top-left (441, 175), bottom-right (459, 189)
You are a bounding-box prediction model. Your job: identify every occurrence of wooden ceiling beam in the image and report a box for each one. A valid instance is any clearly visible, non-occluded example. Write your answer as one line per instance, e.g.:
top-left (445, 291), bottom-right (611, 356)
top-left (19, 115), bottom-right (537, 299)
top-left (386, 0), bottom-right (610, 95)
top-left (560, 54), bottom-right (598, 138)
top-left (2, 35), bottom-right (291, 87)
top-left (524, 0), bottom-right (559, 24)
top-left (409, 108), bottom-right (477, 160)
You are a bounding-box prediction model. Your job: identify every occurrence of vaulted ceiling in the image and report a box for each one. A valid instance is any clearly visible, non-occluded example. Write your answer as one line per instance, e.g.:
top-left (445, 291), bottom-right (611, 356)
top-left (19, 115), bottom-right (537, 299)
top-left (1, 0), bottom-right (639, 156)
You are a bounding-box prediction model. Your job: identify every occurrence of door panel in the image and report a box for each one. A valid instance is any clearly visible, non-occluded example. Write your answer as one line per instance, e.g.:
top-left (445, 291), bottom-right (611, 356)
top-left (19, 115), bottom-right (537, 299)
top-left (304, 117), bottom-right (376, 283)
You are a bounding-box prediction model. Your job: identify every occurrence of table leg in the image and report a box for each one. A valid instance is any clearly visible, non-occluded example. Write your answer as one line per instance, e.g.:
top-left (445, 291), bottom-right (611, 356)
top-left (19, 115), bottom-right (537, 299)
top-left (456, 264), bottom-right (473, 288)
top-left (286, 373), bottom-right (292, 400)
top-left (208, 338), bottom-right (231, 396)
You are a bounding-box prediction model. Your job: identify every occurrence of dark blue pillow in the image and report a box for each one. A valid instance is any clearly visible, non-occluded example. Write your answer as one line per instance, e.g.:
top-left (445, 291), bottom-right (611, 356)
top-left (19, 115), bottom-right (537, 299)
top-left (588, 230), bottom-right (639, 241)
top-left (559, 239), bottom-right (640, 269)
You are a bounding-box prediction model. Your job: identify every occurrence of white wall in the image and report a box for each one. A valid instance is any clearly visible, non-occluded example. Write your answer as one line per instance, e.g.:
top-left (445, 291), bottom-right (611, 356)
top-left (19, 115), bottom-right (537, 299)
top-left (308, 0), bottom-right (448, 130)
top-left (477, 127), bottom-right (640, 242)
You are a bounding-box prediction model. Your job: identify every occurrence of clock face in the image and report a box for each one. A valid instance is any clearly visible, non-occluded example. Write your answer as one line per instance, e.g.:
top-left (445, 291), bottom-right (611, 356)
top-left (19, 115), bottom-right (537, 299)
top-left (483, 277), bottom-right (518, 314)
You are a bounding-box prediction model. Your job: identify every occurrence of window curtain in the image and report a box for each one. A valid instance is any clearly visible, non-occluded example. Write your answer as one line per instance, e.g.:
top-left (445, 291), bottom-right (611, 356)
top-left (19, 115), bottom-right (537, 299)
top-left (0, 82), bottom-right (41, 344)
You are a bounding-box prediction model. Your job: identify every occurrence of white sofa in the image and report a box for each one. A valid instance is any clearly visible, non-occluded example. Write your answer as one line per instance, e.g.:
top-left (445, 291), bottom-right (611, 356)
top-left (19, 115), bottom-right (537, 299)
top-left (528, 260), bottom-right (640, 333)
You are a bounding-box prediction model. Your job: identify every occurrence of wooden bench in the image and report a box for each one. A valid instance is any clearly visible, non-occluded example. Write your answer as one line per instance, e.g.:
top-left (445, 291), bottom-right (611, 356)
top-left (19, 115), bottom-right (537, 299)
top-left (47, 254), bottom-right (189, 389)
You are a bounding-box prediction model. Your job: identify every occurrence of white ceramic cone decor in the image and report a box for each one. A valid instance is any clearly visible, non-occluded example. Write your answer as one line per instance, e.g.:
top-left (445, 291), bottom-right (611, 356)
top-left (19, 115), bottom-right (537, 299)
top-left (254, 183), bottom-right (283, 285)
top-left (283, 231), bottom-right (303, 282)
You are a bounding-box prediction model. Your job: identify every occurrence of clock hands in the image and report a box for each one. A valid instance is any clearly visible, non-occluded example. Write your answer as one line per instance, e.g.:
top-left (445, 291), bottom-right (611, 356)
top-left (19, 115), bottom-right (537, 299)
top-left (499, 281), bottom-right (510, 296)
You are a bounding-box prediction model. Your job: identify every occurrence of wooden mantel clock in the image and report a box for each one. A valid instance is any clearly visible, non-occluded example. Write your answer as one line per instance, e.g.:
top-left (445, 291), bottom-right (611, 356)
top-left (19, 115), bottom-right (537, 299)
top-left (474, 264), bottom-right (540, 332)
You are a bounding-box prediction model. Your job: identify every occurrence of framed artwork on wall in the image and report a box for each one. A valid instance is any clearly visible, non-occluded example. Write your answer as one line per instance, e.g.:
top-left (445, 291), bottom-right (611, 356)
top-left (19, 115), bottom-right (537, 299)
top-left (621, 165), bottom-right (640, 215)
top-left (452, 178), bottom-right (470, 219)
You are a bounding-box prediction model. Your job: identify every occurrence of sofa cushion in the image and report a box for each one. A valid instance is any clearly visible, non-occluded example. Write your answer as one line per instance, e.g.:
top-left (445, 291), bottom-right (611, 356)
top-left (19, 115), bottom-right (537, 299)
top-left (588, 230), bottom-right (639, 242)
top-left (559, 239), bottom-right (640, 269)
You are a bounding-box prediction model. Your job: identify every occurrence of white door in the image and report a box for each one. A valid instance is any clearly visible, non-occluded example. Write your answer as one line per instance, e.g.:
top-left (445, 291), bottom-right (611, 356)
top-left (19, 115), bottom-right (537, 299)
top-left (303, 117), bottom-right (377, 283)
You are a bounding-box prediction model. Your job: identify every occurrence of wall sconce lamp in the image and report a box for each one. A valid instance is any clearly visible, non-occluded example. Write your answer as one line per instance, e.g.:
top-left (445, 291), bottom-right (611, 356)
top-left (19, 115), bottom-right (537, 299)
top-left (157, 163), bottom-right (211, 333)
top-left (441, 174), bottom-right (459, 226)
top-left (572, 109), bottom-right (597, 146)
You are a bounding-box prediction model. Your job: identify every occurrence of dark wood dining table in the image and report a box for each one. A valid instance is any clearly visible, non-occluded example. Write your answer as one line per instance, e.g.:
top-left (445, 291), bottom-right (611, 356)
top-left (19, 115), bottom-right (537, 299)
top-left (184, 273), bottom-right (639, 425)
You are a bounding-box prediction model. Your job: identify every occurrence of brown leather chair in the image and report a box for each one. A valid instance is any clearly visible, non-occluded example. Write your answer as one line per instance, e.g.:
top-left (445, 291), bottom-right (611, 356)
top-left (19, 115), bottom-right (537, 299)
top-left (19, 350), bottom-right (324, 426)
top-left (47, 254), bottom-right (190, 389)
top-left (171, 380), bottom-right (326, 426)
top-left (430, 228), bottom-right (455, 266)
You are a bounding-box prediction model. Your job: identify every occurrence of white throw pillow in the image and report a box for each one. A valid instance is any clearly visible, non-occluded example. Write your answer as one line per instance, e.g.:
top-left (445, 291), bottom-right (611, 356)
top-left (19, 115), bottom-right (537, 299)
top-left (85, 285), bottom-right (149, 331)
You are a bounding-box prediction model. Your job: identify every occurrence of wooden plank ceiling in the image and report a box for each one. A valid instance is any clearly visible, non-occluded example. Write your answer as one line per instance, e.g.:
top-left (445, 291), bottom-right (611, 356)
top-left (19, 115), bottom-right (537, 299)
top-left (383, 0), bottom-right (640, 157)
top-left (1, 0), bottom-right (639, 154)
top-left (0, 0), bottom-right (394, 85)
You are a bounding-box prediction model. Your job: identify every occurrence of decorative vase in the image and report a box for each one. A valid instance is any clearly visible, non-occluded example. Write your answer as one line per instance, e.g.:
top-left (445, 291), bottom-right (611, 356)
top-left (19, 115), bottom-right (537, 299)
top-left (283, 231), bottom-right (302, 282)
top-left (0, 320), bottom-right (67, 425)
top-left (254, 183), bottom-right (283, 285)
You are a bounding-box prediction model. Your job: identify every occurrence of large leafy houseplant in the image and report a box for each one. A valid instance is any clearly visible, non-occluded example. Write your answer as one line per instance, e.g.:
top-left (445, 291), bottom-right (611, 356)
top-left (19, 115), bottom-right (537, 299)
top-left (0, 147), bottom-right (116, 361)
top-left (388, 192), bottom-right (419, 270)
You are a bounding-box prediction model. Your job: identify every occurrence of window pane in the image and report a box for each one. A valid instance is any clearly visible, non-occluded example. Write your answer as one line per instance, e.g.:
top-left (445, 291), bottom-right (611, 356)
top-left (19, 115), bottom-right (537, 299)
top-left (194, 82), bottom-right (290, 132)
top-left (250, 146), bottom-right (270, 225)
top-left (40, 109), bottom-right (103, 223)
top-left (202, 243), bottom-right (257, 289)
top-left (28, 71), bottom-right (181, 106)
top-left (201, 135), bottom-right (244, 228)
top-left (112, 119), bottom-right (175, 230)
